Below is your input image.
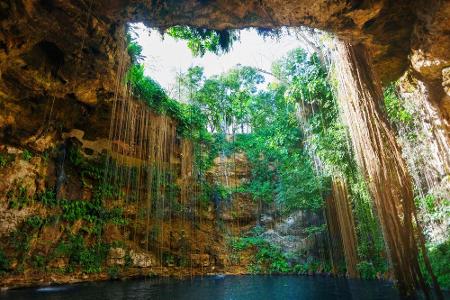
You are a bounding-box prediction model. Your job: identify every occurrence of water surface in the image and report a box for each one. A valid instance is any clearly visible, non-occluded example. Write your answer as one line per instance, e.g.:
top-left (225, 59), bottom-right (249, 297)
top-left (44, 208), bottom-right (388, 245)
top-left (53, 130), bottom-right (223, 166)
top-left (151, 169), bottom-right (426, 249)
top-left (0, 275), bottom-right (407, 300)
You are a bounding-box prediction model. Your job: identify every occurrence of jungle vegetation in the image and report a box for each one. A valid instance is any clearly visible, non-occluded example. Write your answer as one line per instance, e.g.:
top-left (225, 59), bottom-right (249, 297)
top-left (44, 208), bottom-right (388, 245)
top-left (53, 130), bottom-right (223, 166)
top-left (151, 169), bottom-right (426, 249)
top-left (124, 29), bottom-right (449, 285)
top-left (1, 28), bottom-right (446, 288)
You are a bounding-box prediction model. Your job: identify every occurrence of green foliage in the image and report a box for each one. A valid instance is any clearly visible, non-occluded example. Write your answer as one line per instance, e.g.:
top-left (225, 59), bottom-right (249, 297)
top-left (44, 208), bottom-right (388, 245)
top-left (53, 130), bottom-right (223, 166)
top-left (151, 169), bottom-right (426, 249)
top-left (61, 144), bottom-right (126, 226)
top-left (67, 145), bottom-right (107, 185)
top-left (245, 47), bottom-right (388, 277)
top-left (275, 153), bottom-right (325, 212)
top-left (423, 240), bottom-right (450, 289)
top-left (350, 176), bottom-right (387, 274)
top-left (117, 36), bottom-right (389, 280)
top-left (126, 64), bottom-right (207, 138)
top-left (28, 146), bottom-right (127, 274)
top-left (53, 239), bottom-right (72, 258)
top-left (57, 198), bottom-right (126, 228)
top-left (53, 234), bottom-right (110, 274)
top-left (166, 26), bottom-right (239, 57)
top-left (192, 66), bottom-right (264, 132)
top-left (9, 229), bottom-right (31, 268)
top-left (0, 153), bottom-right (14, 168)
top-left (309, 123), bottom-right (353, 176)
top-left (357, 261), bottom-right (377, 280)
top-left (124, 253), bottom-right (132, 268)
top-left (37, 189), bottom-right (58, 207)
top-left (214, 184), bottom-right (233, 201)
top-left (11, 230), bottom-right (30, 253)
top-left (68, 143), bottom-right (84, 167)
top-left (163, 252), bottom-right (175, 266)
top-left (79, 243), bottom-right (110, 274)
top-left (31, 254), bottom-right (46, 270)
top-left (274, 48), bottom-right (386, 273)
top-left (3, 144), bottom-right (126, 276)
top-left (304, 224), bottom-right (327, 237)
top-left (127, 64), bottom-right (167, 110)
top-left (61, 199), bottom-right (98, 223)
top-left (383, 84), bottom-right (413, 127)
top-left (178, 61), bottom-right (326, 212)
top-left (292, 259), bottom-right (325, 274)
top-left (22, 149), bottom-right (33, 161)
top-left (127, 41), bottom-right (144, 64)
top-left (0, 249), bottom-right (10, 274)
top-left (0, 155), bottom-right (7, 168)
top-left (8, 186), bottom-right (29, 209)
top-left (26, 215), bottom-right (44, 229)
top-left (107, 265), bottom-right (120, 279)
top-left (274, 48), bottom-right (349, 176)
top-left (107, 207), bottom-right (128, 225)
top-left (256, 28), bottom-right (283, 40)
top-left (415, 194), bottom-right (449, 232)
top-left (420, 194), bottom-right (438, 213)
top-left (229, 231), bottom-right (292, 274)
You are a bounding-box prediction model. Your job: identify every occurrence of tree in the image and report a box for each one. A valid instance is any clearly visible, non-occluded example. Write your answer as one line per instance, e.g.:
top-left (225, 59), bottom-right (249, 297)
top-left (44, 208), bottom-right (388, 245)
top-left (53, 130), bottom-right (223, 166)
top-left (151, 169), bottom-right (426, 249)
top-left (166, 26), bottom-right (239, 57)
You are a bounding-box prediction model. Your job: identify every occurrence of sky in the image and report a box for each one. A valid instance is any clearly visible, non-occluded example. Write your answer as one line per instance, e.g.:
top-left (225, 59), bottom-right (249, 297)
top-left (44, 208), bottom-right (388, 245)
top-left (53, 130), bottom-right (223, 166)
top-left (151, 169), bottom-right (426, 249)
top-left (130, 23), bottom-right (303, 96)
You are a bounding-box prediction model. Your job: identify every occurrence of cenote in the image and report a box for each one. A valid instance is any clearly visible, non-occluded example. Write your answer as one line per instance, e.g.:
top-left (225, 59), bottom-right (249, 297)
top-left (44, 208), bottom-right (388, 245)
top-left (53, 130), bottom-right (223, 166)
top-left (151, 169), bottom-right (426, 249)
top-left (0, 1), bottom-right (449, 300)
top-left (1, 276), bottom-right (406, 300)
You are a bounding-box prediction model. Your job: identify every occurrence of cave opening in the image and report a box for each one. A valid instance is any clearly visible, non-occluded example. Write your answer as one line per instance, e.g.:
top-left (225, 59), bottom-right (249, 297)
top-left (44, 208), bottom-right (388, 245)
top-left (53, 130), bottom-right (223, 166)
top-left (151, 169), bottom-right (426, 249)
top-left (107, 24), bottom-right (340, 279)
top-left (98, 23), bottom-right (444, 298)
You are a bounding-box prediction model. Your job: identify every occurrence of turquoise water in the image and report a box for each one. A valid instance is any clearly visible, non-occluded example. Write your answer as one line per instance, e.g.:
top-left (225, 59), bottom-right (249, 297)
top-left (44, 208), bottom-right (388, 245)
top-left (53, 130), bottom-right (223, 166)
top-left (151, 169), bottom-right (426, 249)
top-left (0, 275), bottom-right (435, 299)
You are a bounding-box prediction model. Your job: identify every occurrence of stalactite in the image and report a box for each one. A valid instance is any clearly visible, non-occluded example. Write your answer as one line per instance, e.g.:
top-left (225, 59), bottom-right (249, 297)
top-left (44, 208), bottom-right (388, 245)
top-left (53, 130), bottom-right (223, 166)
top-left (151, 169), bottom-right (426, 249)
top-left (331, 40), bottom-right (440, 297)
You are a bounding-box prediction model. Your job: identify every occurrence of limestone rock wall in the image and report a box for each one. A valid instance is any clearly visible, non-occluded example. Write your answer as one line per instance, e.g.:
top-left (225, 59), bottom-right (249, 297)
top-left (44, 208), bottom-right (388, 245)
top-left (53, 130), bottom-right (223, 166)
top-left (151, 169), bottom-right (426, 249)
top-left (0, 125), bottom-right (258, 288)
top-left (397, 73), bottom-right (450, 244)
top-left (1, 0), bottom-right (449, 129)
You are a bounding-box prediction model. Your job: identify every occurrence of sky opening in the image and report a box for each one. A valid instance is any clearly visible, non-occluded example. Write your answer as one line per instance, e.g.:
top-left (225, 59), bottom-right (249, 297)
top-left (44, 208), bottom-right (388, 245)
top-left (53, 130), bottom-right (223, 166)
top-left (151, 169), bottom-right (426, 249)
top-left (130, 23), bottom-right (303, 97)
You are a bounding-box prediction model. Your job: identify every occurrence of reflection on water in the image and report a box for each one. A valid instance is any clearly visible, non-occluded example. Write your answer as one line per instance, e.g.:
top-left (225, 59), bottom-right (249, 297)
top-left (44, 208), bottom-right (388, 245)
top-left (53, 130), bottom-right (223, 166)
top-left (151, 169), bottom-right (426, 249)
top-left (0, 275), bottom-right (414, 300)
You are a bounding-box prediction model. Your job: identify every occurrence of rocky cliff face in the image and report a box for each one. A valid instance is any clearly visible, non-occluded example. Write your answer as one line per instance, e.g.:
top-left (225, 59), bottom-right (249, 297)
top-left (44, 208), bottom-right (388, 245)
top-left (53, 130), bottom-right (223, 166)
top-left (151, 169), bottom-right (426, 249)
top-left (396, 73), bottom-right (450, 245)
top-left (0, 136), bottom-right (240, 287)
top-left (0, 127), bottom-right (326, 288)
